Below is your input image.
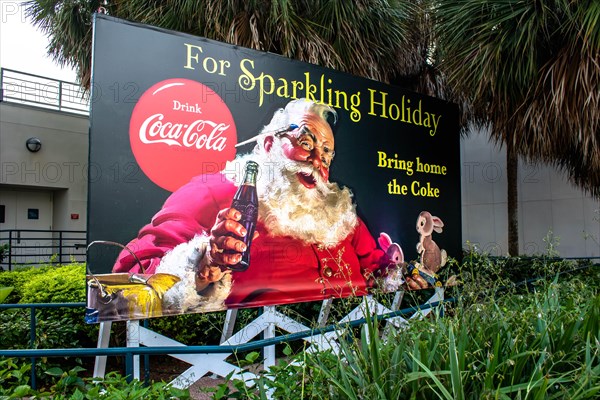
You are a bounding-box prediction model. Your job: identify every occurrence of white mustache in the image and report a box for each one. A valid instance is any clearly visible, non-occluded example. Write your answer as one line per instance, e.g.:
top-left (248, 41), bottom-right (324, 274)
top-left (282, 161), bottom-right (330, 193)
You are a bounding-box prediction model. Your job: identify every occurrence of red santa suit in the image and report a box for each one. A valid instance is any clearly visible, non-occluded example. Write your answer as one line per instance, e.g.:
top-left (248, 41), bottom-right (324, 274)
top-left (113, 173), bottom-right (393, 311)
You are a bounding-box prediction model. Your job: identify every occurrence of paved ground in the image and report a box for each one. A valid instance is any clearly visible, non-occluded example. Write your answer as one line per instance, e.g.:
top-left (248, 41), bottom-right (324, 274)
top-left (188, 376), bottom-right (231, 400)
top-left (146, 356), bottom-right (254, 399)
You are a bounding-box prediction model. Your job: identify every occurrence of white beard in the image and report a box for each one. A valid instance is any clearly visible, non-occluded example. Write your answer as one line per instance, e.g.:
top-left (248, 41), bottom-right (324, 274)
top-left (225, 140), bottom-right (358, 246)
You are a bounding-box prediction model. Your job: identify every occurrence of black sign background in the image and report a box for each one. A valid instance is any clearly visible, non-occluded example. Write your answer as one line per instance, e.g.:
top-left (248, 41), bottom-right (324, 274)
top-left (88, 14), bottom-right (462, 274)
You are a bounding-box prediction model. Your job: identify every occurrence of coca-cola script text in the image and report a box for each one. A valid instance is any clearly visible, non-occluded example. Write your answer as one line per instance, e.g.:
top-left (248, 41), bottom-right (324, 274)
top-left (139, 113), bottom-right (228, 151)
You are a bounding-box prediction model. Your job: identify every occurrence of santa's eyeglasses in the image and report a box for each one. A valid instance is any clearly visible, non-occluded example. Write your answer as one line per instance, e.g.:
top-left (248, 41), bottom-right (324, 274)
top-left (277, 125), bottom-right (335, 167)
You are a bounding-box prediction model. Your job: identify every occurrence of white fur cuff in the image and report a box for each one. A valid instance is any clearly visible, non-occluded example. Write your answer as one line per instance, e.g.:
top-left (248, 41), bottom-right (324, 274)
top-left (156, 234), bottom-right (231, 313)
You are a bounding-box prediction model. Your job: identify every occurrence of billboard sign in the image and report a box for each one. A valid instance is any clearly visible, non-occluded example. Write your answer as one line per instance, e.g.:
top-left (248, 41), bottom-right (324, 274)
top-left (85, 15), bottom-right (461, 323)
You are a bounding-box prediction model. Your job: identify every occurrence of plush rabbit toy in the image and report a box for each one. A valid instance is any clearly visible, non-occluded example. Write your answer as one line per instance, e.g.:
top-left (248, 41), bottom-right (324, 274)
top-left (378, 232), bottom-right (404, 265)
top-left (416, 211), bottom-right (447, 274)
top-left (377, 232), bottom-right (406, 291)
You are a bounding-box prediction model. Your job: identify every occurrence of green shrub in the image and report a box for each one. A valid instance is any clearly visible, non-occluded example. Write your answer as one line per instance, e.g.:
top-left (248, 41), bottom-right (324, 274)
top-left (45, 369), bottom-right (190, 399)
top-left (0, 357), bottom-right (36, 398)
top-left (0, 265), bottom-right (54, 304)
top-left (148, 307), bottom-right (263, 346)
top-left (19, 263), bottom-right (86, 304)
top-left (454, 247), bottom-right (591, 305)
top-left (0, 263), bottom-right (96, 350)
top-left (3, 255), bottom-right (599, 398)
top-left (220, 264), bottom-right (600, 399)
top-left (0, 307), bottom-right (78, 350)
top-left (0, 361), bottom-right (190, 399)
top-left (0, 308), bottom-right (32, 349)
top-left (0, 263), bottom-right (97, 389)
top-left (148, 311), bottom-right (227, 345)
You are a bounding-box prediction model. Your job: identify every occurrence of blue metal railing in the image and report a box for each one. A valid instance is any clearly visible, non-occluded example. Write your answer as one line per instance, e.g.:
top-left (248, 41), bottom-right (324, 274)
top-left (0, 261), bottom-right (597, 391)
top-left (0, 68), bottom-right (89, 115)
top-left (0, 302), bottom-right (86, 389)
top-left (0, 299), bottom-right (451, 388)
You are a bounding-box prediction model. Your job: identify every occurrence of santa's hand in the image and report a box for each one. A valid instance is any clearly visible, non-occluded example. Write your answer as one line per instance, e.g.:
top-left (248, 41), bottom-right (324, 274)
top-left (208, 207), bottom-right (259, 267)
top-left (197, 264), bottom-right (230, 283)
top-left (195, 263), bottom-right (230, 293)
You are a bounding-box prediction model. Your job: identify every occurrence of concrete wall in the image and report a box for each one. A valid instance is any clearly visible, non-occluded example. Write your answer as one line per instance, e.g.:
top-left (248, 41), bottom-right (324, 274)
top-left (461, 125), bottom-right (600, 258)
top-left (0, 102), bottom-right (89, 231)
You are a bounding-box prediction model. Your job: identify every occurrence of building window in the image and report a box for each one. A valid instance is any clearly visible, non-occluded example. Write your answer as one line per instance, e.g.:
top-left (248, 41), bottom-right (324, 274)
top-left (28, 209), bottom-right (39, 220)
top-left (0, 205), bottom-right (4, 223)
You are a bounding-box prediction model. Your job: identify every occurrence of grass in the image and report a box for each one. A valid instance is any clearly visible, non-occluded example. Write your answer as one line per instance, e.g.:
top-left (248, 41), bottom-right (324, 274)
top-left (1, 257), bottom-right (598, 399)
top-left (217, 263), bottom-right (600, 399)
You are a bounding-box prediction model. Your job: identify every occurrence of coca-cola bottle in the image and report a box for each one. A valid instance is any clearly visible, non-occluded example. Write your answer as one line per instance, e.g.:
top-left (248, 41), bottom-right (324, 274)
top-left (229, 161), bottom-right (259, 271)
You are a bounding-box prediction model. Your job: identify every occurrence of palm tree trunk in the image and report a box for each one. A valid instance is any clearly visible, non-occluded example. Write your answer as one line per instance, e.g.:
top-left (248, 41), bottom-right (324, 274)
top-left (507, 142), bottom-right (519, 255)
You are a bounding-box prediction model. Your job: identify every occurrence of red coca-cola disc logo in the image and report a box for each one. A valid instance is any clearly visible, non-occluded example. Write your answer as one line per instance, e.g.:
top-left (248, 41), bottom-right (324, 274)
top-left (129, 79), bottom-right (237, 192)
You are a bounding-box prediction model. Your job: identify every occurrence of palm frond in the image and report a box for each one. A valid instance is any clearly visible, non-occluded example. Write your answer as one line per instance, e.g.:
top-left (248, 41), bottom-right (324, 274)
top-left (436, 0), bottom-right (600, 195)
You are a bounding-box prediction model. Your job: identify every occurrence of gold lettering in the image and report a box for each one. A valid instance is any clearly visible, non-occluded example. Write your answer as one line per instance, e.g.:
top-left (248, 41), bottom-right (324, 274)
top-left (411, 180), bottom-right (440, 197)
top-left (238, 59), bottom-right (256, 91)
top-left (304, 72), bottom-right (318, 102)
top-left (368, 89), bottom-right (388, 118)
top-left (276, 78), bottom-right (289, 98)
top-left (183, 43), bottom-right (203, 70)
top-left (416, 157), bottom-right (447, 175)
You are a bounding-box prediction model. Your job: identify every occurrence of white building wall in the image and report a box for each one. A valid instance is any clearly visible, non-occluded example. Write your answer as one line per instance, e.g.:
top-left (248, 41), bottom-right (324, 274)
top-left (461, 126), bottom-right (600, 258)
top-left (0, 102), bottom-right (89, 231)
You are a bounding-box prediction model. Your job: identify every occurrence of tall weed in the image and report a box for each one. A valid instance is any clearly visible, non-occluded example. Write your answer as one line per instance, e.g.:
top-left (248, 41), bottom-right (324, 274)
top-left (220, 265), bottom-right (599, 399)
